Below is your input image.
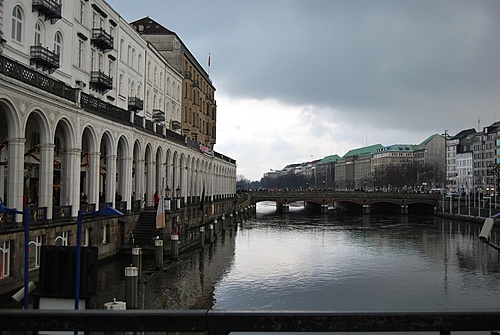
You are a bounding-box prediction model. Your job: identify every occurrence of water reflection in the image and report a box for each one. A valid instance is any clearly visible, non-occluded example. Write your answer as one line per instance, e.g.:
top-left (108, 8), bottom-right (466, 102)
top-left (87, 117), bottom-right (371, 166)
top-left (214, 202), bottom-right (500, 313)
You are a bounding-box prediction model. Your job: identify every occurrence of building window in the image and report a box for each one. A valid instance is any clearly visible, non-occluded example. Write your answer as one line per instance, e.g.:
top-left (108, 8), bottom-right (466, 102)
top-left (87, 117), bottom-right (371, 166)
top-left (12, 5), bottom-right (24, 43)
top-left (103, 224), bottom-right (110, 244)
top-left (78, 40), bottom-right (85, 68)
top-left (54, 32), bottom-right (62, 59)
top-left (91, 49), bottom-right (96, 71)
top-left (84, 228), bottom-right (91, 247)
top-left (55, 231), bottom-right (69, 246)
top-left (109, 60), bottom-right (114, 77)
top-left (29, 235), bottom-right (43, 270)
top-left (92, 12), bottom-right (98, 28)
top-left (0, 241), bottom-right (10, 278)
top-left (98, 53), bottom-right (103, 71)
top-left (34, 21), bottom-right (42, 46)
top-left (79, 1), bottom-right (86, 24)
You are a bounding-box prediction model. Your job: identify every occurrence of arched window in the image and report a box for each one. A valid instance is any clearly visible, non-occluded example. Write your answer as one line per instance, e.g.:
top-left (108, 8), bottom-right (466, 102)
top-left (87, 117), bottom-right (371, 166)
top-left (54, 32), bottom-right (62, 56)
top-left (137, 84), bottom-right (142, 98)
top-left (34, 21), bottom-right (42, 46)
top-left (12, 5), bottom-right (23, 43)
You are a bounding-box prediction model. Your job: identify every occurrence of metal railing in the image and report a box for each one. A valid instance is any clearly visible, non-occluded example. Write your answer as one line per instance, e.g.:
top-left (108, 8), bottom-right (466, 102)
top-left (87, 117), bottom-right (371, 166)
top-left (1, 309), bottom-right (500, 334)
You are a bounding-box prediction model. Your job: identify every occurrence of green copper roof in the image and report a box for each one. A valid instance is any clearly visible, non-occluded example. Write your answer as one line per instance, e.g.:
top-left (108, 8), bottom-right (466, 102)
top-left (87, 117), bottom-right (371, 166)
top-left (343, 144), bottom-right (384, 158)
top-left (316, 154), bottom-right (342, 165)
top-left (376, 144), bottom-right (416, 153)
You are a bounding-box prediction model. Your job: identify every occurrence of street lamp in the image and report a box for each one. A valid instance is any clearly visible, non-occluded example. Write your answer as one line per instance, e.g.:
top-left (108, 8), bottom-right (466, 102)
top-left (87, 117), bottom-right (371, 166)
top-left (0, 201), bottom-right (29, 310)
top-left (75, 206), bottom-right (123, 313)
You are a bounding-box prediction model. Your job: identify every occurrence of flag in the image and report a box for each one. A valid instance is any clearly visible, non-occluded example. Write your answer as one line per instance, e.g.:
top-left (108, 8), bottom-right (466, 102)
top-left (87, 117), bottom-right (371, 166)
top-left (156, 181), bottom-right (165, 229)
top-left (208, 53), bottom-right (211, 67)
top-left (199, 183), bottom-right (205, 212)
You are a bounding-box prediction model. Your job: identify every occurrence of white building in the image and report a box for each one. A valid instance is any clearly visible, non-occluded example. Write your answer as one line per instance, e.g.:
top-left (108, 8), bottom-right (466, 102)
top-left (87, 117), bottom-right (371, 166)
top-left (0, 0), bottom-right (236, 221)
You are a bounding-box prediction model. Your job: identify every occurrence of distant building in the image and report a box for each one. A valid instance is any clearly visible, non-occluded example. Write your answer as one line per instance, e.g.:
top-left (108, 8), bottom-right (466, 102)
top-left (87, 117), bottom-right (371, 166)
top-left (131, 17), bottom-right (217, 149)
top-left (314, 154), bottom-right (341, 189)
top-left (335, 144), bottom-right (383, 190)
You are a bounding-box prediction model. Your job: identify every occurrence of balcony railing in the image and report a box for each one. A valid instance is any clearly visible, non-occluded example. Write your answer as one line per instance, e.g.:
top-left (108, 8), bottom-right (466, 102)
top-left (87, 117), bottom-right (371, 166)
top-left (30, 46), bottom-right (60, 73)
top-left (172, 120), bottom-right (181, 130)
top-left (90, 70), bottom-right (113, 94)
top-left (80, 92), bottom-right (129, 125)
top-left (1, 310), bottom-right (500, 334)
top-left (91, 28), bottom-right (113, 52)
top-left (32, 0), bottom-right (62, 23)
top-left (153, 109), bottom-right (165, 122)
top-left (128, 96), bottom-right (144, 112)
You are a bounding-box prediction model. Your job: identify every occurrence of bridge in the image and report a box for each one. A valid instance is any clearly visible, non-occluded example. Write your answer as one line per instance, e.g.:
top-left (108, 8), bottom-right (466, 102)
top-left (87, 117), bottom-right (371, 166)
top-left (244, 190), bottom-right (440, 215)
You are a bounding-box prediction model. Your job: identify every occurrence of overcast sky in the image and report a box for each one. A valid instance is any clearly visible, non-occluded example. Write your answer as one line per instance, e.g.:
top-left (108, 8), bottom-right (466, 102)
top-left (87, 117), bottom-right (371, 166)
top-left (107, 0), bottom-right (500, 181)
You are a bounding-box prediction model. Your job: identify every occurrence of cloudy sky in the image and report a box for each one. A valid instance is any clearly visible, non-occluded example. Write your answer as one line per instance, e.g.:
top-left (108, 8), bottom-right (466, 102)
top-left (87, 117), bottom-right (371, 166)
top-left (107, 0), bottom-right (500, 181)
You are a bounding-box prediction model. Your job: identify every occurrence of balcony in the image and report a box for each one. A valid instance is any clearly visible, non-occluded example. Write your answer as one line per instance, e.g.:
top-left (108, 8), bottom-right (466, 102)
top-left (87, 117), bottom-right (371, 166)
top-left (184, 71), bottom-right (192, 80)
top-left (91, 28), bottom-right (113, 52)
top-left (90, 70), bottom-right (112, 94)
top-left (128, 97), bottom-right (144, 112)
top-left (153, 109), bottom-right (165, 122)
top-left (30, 46), bottom-right (60, 73)
top-left (32, 0), bottom-right (62, 24)
top-left (172, 120), bottom-right (181, 130)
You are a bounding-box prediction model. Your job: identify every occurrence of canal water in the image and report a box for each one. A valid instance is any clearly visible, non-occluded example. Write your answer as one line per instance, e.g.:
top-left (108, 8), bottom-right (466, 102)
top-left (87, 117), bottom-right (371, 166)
top-left (45, 202), bottom-right (500, 333)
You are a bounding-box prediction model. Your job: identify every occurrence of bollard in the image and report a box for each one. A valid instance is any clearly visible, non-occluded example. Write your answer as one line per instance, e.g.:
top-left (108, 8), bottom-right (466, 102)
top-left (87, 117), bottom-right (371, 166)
top-left (104, 298), bottom-right (126, 335)
top-left (170, 234), bottom-right (179, 260)
top-left (124, 266), bottom-right (138, 309)
top-left (131, 247), bottom-right (142, 279)
top-left (209, 224), bottom-right (214, 243)
top-left (155, 239), bottom-right (163, 270)
top-left (200, 226), bottom-right (205, 248)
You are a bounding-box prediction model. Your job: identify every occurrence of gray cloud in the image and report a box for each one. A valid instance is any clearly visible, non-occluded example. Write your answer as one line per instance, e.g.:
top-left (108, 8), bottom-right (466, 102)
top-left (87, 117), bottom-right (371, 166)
top-left (109, 0), bottom-right (500, 179)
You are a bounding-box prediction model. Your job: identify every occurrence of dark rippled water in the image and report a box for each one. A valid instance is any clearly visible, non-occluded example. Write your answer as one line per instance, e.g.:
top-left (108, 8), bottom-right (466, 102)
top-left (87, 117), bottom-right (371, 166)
top-left (90, 201), bottom-right (500, 334)
top-left (213, 203), bottom-right (500, 313)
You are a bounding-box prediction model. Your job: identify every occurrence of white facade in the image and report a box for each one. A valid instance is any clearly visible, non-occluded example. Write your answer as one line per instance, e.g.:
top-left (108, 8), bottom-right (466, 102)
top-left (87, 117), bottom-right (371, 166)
top-left (0, 0), bottom-right (236, 220)
top-left (456, 152), bottom-right (473, 193)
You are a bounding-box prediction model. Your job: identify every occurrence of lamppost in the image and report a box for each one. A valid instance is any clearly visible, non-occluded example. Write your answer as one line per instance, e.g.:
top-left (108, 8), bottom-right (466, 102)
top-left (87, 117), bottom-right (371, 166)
top-left (175, 186), bottom-right (181, 209)
top-left (0, 201), bottom-right (29, 310)
top-left (75, 206), bottom-right (123, 312)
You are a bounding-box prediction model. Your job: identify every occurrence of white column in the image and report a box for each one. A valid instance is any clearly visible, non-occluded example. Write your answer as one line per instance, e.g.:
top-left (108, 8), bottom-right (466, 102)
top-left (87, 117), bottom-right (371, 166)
top-left (39, 143), bottom-right (54, 220)
top-left (7, 138), bottom-right (24, 213)
top-left (147, 159), bottom-right (155, 207)
top-left (66, 148), bottom-right (81, 217)
top-left (88, 152), bottom-right (100, 205)
top-left (136, 159), bottom-right (145, 208)
top-left (106, 154), bottom-right (117, 206)
top-left (122, 157), bottom-right (133, 210)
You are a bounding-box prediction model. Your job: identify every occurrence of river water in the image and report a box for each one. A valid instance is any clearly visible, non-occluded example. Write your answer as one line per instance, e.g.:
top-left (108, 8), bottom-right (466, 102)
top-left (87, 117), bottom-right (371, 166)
top-left (91, 201), bottom-right (500, 333)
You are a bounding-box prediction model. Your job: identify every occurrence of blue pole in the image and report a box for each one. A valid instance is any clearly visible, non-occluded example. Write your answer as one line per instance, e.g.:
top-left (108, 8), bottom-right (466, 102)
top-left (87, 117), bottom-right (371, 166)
top-left (23, 207), bottom-right (29, 310)
top-left (75, 209), bottom-right (82, 310)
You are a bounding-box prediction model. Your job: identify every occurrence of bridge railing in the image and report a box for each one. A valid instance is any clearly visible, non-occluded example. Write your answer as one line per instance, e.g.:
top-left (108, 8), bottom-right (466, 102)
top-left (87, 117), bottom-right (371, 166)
top-left (1, 309), bottom-right (500, 334)
top-left (247, 190), bottom-right (440, 200)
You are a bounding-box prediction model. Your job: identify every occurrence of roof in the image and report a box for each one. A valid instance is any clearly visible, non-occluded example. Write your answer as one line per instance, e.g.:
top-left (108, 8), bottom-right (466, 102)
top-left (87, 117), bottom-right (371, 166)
top-left (343, 144), bottom-right (384, 158)
top-left (418, 134), bottom-right (439, 147)
top-left (375, 144), bottom-right (416, 153)
top-left (316, 154), bottom-right (342, 165)
top-left (130, 17), bottom-right (176, 36)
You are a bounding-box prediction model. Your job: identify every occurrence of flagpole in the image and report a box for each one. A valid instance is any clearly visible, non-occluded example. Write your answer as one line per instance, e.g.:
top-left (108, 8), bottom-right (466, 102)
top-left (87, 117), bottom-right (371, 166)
top-left (208, 53), bottom-right (211, 76)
